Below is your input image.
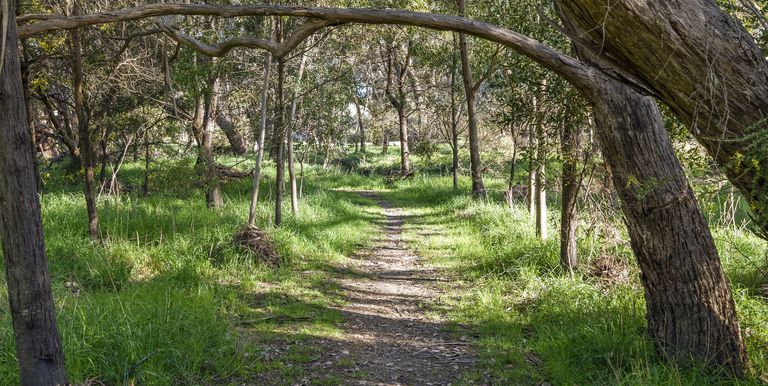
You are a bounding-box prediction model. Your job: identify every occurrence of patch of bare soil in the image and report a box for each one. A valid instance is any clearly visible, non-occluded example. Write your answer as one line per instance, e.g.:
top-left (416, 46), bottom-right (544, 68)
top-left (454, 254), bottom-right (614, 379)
top-left (248, 192), bottom-right (485, 385)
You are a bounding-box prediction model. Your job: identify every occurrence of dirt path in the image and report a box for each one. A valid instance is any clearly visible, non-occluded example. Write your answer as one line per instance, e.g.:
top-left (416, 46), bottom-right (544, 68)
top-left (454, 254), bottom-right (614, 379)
top-left (295, 192), bottom-right (482, 385)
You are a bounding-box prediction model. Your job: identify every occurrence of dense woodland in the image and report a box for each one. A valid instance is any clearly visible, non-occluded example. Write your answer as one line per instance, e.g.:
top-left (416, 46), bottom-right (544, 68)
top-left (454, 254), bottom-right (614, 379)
top-left (2, 0), bottom-right (768, 384)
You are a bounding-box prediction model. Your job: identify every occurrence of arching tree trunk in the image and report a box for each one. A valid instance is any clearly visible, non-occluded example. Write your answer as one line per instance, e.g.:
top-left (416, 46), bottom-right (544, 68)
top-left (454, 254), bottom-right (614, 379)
top-left (555, 0), bottom-right (768, 238)
top-left (0, 8), bottom-right (68, 384)
top-left (587, 76), bottom-right (748, 375)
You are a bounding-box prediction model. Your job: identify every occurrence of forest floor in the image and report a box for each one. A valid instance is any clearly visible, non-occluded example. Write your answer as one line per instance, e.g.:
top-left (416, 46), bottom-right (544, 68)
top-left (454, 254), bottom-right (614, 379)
top-left (248, 191), bottom-right (484, 385)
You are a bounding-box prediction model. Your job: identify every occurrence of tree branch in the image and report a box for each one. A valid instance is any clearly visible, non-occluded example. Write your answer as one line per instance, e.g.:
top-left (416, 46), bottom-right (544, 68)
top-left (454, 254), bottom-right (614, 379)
top-left (18, 4), bottom-right (596, 90)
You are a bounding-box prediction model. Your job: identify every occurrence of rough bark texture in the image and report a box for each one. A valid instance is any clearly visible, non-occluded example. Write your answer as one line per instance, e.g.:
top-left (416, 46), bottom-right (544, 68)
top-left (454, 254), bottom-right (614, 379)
top-left (0, 8), bottom-right (68, 385)
top-left (586, 76), bottom-right (748, 375)
top-left (556, 0), bottom-right (768, 238)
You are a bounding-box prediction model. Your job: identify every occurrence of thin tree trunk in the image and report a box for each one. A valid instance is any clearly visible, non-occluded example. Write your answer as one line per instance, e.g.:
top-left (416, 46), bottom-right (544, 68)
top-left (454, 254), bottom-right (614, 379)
top-left (287, 50), bottom-right (307, 217)
top-left (0, 8), bottom-right (68, 384)
top-left (274, 57), bottom-right (286, 226)
top-left (248, 52), bottom-right (272, 226)
top-left (458, 43), bottom-right (484, 196)
top-left (354, 96), bottom-right (366, 155)
top-left (535, 117), bottom-right (547, 240)
top-left (203, 75), bottom-right (223, 209)
top-left (70, 27), bottom-right (99, 239)
top-left (505, 141), bottom-right (518, 210)
top-left (450, 34), bottom-right (460, 191)
top-left (458, 0), bottom-right (485, 198)
top-left (527, 122), bottom-right (536, 222)
top-left (382, 130), bottom-right (389, 154)
top-left (397, 106), bottom-right (411, 176)
top-left (143, 128), bottom-right (150, 196)
top-left (559, 121), bottom-right (580, 272)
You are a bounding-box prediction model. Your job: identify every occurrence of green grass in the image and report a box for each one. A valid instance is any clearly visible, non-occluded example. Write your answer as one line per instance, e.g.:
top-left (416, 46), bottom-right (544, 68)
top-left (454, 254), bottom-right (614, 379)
top-left (382, 173), bottom-right (768, 385)
top-left (1, 146), bottom-right (766, 385)
top-left (0, 157), bottom-right (380, 385)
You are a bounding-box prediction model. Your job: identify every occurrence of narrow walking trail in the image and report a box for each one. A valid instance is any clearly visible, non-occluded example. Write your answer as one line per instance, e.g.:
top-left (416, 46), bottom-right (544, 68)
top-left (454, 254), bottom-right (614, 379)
top-left (295, 191), bottom-right (482, 385)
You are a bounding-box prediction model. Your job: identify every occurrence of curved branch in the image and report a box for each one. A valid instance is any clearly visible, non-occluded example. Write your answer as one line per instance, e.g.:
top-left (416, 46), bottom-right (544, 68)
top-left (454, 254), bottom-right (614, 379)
top-left (18, 4), bottom-right (596, 90)
top-left (157, 23), bottom-right (277, 57)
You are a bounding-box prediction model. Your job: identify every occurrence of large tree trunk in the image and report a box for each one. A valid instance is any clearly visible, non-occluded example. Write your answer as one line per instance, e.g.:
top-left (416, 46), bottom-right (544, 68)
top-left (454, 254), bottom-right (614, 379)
top-left (0, 8), bottom-right (68, 384)
top-left (457, 1), bottom-right (485, 198)
top-left (555, 0), bottom-right (768, 238)
top-left (70, 27), bottom-right (100, 239)
top-left (587, 76), bottom-right (748, 375)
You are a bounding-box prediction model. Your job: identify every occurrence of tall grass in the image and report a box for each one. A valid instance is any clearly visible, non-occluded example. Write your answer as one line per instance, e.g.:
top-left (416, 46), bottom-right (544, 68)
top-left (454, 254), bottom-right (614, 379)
top-left (0, 159), bottom-right (379, 384)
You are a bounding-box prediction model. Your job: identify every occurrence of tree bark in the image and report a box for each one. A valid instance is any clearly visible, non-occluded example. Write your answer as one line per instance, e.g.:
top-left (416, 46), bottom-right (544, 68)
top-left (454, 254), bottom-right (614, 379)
top-left (450, 34), bottom-right (460, 191)
top-left (559, 121), bottom-right (580, 272)
top-left (527, 123), bottom-right (536, 222)
top-left (274, 57), bottom-right (286, 226)
top-left (70, 27), bottom-right (100, 239)
top-left (287, 50), bottom-right (306, 217)
top-left (248, 52), bottom-right (272, 226)
top-left (354, 96), bottom-right (366, 155)
top-left (457, 0), bottom-right (485, 198)
top-left (534, 111), bottom-right (547, 240)
top-left (385, 41), bottom-right (412, 176)
top-left (215, 106), bottom-right (248, 155)
top-left (555, 0), bottom-right (768, 238)
top-left (143, 128), bottom-right (150, 196)
top-left (0, 8), bottom-right (68, 384)
top-left (586, 75), bottom-right (748, 375)
top-left (202, 75), bottom-right (223, 209)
